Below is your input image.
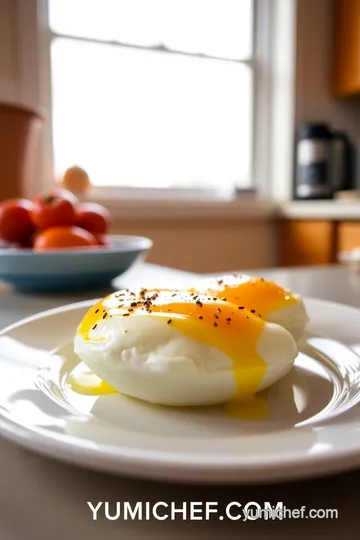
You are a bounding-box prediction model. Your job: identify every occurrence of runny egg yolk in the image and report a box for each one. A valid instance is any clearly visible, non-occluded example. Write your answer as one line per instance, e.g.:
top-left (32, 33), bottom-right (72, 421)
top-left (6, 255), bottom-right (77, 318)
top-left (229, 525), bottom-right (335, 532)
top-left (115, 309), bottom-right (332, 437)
top-left (188, 275), bottom-right (298, 317)
top-left (75, 290), bottom-right (268, 401)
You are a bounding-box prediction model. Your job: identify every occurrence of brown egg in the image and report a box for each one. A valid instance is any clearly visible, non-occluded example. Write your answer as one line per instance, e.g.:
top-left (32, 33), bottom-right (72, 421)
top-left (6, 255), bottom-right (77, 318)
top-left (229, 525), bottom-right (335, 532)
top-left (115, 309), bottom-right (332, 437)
top-left (61, 165), bottom-right (91, 194)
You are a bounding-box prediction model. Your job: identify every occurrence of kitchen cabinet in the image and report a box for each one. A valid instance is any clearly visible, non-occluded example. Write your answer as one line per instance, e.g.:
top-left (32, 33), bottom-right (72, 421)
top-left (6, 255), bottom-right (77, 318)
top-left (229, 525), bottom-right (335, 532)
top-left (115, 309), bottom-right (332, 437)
top-left (279, 220), bottom-right (338, 266)
top-left (332, 0), bottom-right (360, 97)
top-left (338, 223), bottom-right (360, 252)
top-left (279, 219), bottom-right (360, 266)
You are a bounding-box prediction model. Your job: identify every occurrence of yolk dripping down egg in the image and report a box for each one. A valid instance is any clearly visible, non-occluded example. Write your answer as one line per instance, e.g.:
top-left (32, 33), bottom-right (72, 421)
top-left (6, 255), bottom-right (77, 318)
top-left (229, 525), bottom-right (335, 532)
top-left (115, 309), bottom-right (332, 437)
top-left (188, 275), bottom-right (309, 342)
top-left (73, 289), bottom-right (298, 407)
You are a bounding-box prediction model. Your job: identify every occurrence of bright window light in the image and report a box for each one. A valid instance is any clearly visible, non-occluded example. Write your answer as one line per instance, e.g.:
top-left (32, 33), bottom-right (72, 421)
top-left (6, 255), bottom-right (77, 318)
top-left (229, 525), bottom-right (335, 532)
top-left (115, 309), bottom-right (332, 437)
top-left (48, 0), bottom-right (254, 191)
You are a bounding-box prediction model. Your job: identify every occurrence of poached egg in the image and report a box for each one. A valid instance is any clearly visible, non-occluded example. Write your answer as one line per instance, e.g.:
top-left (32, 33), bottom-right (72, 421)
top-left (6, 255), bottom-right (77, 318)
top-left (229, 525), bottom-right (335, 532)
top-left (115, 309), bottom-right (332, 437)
top-left (74, 289), bottom-right (298, 407)
top-left (188, 275), bottom-right (308, 342)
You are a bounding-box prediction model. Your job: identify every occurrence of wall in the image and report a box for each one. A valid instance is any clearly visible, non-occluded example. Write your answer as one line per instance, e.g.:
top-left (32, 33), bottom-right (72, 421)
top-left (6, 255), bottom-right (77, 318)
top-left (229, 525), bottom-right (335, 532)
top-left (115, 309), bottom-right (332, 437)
top-left (296, 0), bottom-right (360, 140)
top-left (111, 219), bottom-right (276, 274)
top-left (0, 0), bottom-right (18, 101)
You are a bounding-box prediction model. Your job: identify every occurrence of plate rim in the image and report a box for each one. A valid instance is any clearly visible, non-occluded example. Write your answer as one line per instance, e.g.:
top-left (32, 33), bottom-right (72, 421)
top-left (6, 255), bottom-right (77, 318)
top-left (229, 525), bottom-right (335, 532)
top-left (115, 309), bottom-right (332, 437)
top-left (1, 296), bottom-right (360, 484)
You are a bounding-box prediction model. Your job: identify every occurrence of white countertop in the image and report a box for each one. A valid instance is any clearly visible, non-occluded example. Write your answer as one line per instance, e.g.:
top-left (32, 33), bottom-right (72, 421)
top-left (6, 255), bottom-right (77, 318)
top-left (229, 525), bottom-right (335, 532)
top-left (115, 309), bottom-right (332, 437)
top-left (280, 200), bottom-right (360, 220)
top-left (1, 263), bottom-right (360, 539)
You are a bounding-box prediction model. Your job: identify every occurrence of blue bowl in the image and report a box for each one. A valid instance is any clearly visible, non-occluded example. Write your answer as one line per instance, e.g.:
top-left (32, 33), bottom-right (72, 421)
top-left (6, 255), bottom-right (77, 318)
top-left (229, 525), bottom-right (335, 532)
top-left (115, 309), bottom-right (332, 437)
top-left (0, 235), bottom-right (152, 292)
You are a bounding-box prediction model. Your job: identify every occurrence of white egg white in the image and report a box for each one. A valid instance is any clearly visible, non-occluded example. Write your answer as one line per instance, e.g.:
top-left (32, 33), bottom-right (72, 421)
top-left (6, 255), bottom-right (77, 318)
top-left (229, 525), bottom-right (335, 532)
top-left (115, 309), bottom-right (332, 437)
top-left (74, 315), bottom-right (298, 406)
top-left (265, 297), bottom-right (309, 342)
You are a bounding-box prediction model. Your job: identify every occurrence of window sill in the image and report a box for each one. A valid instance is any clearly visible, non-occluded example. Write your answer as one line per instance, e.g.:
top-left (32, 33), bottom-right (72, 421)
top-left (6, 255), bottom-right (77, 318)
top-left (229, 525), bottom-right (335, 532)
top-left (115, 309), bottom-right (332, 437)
top-left (81, 192), bottom-right (279, 221)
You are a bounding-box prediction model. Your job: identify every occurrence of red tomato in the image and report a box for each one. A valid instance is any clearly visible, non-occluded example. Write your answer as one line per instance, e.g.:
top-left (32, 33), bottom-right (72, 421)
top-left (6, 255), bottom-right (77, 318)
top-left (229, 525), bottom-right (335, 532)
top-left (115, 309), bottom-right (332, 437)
top-left (76, 202), bottom-right (110, 234)
top-left (31, 193), bottom-right (76, 229)
top-left (16, 237), bottom-right (34, 249)
top-left (49, 188), bottom-right (79, 205)
top-left (0, 198), bottom-right (35, 243)
top-left (93, 233), bottom-right (110, 246)
top-left (33, 226), bottom-right (97, 251)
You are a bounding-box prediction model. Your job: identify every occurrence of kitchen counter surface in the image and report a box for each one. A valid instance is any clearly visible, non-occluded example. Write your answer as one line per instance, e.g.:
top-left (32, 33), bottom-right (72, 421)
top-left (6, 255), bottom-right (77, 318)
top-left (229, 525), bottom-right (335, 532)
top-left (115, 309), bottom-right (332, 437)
top-left (280, 200), bottom-right (360, 220)
top-left (1, 262), bottom-right (360, 539)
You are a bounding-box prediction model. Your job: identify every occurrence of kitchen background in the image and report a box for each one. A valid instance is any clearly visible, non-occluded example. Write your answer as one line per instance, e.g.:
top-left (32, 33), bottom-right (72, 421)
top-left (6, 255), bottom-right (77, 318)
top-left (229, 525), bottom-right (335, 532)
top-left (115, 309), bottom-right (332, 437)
top-left (1, 0), bottom-right (360, 273)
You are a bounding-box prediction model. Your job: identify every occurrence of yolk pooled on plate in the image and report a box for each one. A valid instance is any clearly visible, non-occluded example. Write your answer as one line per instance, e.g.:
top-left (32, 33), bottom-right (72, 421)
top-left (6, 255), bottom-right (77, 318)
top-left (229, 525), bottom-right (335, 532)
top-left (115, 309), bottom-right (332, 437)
top-left (188, 275), bottom-right (298, 318)
top-left (224, 394), bottom-right (269, 420)
top-left (75, 289), bottom-right (268, 400)
top-left (67, 364), bottom-right (116, 396)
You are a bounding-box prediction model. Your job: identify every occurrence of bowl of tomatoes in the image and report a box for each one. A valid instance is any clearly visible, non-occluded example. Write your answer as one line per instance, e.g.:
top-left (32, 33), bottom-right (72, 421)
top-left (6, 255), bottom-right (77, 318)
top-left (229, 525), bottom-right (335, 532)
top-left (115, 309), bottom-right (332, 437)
top-left (0, 190), bottom-right (152, 292)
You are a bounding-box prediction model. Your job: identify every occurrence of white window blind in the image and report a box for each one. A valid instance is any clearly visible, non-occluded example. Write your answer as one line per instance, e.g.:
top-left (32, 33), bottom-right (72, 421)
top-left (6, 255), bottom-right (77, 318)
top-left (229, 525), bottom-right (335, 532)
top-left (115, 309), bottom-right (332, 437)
top-left (48, 0), bottom-right (254, 193)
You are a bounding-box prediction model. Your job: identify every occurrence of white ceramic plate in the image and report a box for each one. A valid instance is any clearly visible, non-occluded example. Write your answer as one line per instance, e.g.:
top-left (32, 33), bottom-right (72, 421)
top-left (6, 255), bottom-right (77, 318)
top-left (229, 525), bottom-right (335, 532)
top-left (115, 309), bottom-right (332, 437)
top-left (1, 297), bottom-right (360, 484)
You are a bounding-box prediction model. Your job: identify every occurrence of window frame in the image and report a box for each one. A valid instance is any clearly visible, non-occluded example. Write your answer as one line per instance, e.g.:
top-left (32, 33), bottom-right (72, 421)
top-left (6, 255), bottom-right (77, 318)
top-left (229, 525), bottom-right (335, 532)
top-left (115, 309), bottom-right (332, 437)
top-left (16, 0), bottom-right (297, 212)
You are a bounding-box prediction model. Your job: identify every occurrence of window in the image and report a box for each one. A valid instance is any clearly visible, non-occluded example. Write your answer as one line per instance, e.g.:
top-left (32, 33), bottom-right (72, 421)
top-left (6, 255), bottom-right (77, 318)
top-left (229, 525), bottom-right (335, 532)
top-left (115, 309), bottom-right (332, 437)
top-left (48, 0), bottom-right (254, 195)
